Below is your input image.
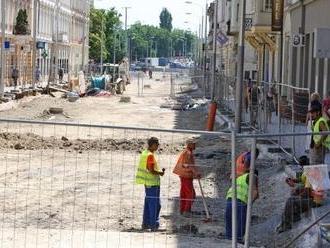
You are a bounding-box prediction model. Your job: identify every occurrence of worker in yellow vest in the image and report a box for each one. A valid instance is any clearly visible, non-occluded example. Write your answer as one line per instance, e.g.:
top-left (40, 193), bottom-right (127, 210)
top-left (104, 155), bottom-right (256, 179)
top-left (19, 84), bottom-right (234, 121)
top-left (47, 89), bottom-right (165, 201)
top-left (309, 102), bottom-right (330, 164)
top-left (276, 156), bottom-right (323, 233)
top-left (225, 170), bottom-right (259, 243)
top-left (136, 137), bottom-right (165, 231)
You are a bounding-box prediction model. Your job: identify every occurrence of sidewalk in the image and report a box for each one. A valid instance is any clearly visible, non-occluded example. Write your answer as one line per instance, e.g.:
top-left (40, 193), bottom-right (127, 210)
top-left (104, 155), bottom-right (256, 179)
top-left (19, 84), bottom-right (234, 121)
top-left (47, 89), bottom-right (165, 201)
top-left (221, 98), bottom-right (307, 158)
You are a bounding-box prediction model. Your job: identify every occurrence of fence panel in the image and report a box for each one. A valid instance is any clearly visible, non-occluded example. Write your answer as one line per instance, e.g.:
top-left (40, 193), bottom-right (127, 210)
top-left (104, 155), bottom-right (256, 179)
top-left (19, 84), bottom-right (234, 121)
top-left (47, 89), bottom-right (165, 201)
top-left (0, 119), bottom-right (229, 248)
top-left (236, 131), bottom-right (330, 248)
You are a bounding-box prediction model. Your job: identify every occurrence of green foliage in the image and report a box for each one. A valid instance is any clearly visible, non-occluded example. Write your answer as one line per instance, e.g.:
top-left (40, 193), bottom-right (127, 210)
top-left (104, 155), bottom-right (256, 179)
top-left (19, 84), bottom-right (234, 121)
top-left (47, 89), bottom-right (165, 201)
top-left (14, 9), bottom-right (29, 35)
top-left (129, 23), bottom-right (196, 59)
top-left (89, 8), bottom-right (122, 63)
top-left (159, 8), bottom-right (172, 32)
top-left (89, 7), bottom-right (197, 63)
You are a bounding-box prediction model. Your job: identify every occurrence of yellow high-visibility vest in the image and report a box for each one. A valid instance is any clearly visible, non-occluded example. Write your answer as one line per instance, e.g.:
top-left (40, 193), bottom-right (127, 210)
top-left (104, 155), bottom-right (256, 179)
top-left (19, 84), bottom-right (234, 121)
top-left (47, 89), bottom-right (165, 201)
top-left (135, 150), bottom-right (160, 186)
top-left (312, 117), bottom-right (330, 148)
top-left (226, 173), bottom-right (249, 204)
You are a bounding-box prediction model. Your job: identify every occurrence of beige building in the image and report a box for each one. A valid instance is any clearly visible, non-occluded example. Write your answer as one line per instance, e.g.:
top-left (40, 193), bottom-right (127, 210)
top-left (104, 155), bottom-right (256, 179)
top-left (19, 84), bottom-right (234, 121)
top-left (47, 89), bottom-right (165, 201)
top-left (0, 0), bottom-right (90, 87)
top-left (207, 0), bottom-right (258, 82)
top-left (283, 0), bottom-right (330, 97)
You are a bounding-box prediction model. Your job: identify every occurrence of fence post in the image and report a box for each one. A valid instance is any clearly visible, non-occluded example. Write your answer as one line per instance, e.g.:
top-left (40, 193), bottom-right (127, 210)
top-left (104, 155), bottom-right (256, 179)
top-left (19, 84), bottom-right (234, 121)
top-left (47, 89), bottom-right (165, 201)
top-left (244, 135), bottom-right (257, 248)
top-left (170, 72), bottom-right (175, 98)
top-left (142, 73), bottom-right (144, 96)
top-left (137, 72), bottom-right (140, 97)
top-left (278, 84), bottom-right (282, 146)
top-left (292, 89), bottom-right (296, 156)
top-left (231, 126), bottom-right (238, 248)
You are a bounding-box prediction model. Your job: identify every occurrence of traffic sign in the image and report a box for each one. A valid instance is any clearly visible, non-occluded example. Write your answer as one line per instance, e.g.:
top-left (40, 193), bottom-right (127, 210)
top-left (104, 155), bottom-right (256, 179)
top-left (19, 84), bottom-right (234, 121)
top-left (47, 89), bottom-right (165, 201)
top-left (4, 41), bottom-right (10, 49)
top-left (36, 41), bottom-right (45, 49)
top-left (245, 18), bottom-right (253, 31)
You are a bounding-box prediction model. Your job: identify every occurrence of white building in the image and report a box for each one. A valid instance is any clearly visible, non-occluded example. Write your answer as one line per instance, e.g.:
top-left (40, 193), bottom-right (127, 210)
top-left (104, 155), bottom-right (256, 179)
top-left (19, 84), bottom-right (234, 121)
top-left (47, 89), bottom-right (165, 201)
top-left (0, 0), bottom-right (90, 86)
top-left (37, 0), bottom-right (90, 82)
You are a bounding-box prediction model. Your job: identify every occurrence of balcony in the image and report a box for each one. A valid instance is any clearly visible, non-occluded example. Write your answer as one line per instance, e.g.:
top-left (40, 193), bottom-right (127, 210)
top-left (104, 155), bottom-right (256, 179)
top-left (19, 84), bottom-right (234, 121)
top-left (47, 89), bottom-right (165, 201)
top-left (53, 32), bottom-right (69, 43)
top-left (248, 0), bottom-right (272, 32)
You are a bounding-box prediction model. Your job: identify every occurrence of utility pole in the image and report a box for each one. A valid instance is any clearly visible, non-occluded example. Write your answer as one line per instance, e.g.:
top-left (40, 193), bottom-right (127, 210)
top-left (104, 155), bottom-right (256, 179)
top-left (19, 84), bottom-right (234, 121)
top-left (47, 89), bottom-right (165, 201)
top-left (32, 0), bottom-right (39, 89)
top-left (123, 7), bottom-right (131, 60)
top-left (211, 0), bottom-right (218, 100)
top-left (203, 1), bottom-right (208, 97)
top-left (234, 0), bottom-right (247, 132)
top-left (52, 0), bottom-right (60, 84)
top-left (100, 18), bottom-right (104, 74)
top-left (112, 32), bottom-right (116, 80)
top-left (81, 5), bottom-right (90, 72)
top-left (0, 0), bottom-right (6, 97)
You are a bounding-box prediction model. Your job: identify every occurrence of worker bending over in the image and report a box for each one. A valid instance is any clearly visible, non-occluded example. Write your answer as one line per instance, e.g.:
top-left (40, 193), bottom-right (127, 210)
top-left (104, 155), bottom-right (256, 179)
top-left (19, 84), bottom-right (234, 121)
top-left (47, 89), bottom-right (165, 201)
top-left (225, 169), bottom-right (259, 243)
top-left (173, 138), bottom-right (201, 217)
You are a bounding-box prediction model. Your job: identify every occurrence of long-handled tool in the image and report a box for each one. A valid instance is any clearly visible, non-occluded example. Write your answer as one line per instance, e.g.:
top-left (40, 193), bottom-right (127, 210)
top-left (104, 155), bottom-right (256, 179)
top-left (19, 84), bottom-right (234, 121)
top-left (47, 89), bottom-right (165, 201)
top-left (198, 179), bottom-right (211, 222)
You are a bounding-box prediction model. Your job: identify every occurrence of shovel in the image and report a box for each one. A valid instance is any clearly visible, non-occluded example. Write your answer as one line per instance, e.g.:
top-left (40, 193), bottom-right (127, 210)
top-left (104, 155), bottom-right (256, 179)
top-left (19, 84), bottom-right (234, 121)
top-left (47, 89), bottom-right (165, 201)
top-left (197, 179), bottom-right (211, 222)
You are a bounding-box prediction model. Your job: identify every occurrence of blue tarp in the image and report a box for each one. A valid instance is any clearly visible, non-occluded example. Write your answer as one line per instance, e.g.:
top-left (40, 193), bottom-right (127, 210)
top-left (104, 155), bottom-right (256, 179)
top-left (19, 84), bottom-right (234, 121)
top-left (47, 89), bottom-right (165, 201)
top-left (91, 77), bottom-right (105, 89)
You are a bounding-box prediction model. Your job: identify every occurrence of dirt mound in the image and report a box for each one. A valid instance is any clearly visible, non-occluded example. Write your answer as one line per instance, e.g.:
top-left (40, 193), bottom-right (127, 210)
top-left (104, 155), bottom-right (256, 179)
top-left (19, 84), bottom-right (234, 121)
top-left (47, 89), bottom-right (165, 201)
top-left (0, 132), bottom-right (184, 153)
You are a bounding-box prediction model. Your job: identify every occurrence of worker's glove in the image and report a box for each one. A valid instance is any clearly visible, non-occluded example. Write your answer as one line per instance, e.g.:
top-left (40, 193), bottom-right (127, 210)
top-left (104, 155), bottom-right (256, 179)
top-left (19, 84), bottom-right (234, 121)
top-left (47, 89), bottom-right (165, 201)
top-left (159, 168), bottom-right (165, 176)
top-left (285, 177), bottom-right (295, 187)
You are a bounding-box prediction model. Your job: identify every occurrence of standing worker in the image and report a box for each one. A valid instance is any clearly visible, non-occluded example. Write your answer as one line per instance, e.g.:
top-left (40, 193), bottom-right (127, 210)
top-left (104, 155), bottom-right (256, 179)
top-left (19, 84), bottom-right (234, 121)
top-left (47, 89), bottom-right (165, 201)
top-left (173, 138), bottom-right (201, 217)
top-left (148, 68), bottom-right (153, 79)
top-left (58, 67), bottom-right (64, 83)
top-left (136, 137), bottom-right (165, 231)
top-left (12, 67), bottom-right (19, 88)
top-left (309, 102), bottom-right (330, 164)
top-left (248, 81), bottom-right (260, 127)
top-left (225, 169), bottom-right (259, 243)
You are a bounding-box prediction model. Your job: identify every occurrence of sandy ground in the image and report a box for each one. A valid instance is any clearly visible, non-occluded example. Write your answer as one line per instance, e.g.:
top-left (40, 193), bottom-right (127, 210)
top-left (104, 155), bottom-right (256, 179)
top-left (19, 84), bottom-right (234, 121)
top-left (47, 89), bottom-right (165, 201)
top-left (0, 72), bottom-right (237, 248)
top-left (0, 72), bottom-right (303, 247)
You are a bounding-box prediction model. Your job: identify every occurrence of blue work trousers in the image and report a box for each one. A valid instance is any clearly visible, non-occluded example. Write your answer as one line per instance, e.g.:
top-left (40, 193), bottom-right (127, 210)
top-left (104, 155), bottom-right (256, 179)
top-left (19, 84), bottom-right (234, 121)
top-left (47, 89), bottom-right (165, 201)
top-left (225, 199), bottom-right (247, 242)
top-left (142, 186), bottom-right (161, 229)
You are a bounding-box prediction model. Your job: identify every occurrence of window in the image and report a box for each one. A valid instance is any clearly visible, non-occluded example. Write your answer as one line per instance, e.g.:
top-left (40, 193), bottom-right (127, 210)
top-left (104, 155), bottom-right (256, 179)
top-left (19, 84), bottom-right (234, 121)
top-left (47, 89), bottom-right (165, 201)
top-left (236, 3), bottom-right (239, 22)
top-left (264, 0), bottom-right (272, 12)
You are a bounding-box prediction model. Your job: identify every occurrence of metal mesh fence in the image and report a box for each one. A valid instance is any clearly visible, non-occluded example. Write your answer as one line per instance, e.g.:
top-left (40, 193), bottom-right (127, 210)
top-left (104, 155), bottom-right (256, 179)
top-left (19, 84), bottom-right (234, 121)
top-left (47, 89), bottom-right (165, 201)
top-left (128, 70), bottom-right (194, 98)
top-left (0, 119), bottom-right (228, 248)
top-left (190, 68), bottom-right (311, 158)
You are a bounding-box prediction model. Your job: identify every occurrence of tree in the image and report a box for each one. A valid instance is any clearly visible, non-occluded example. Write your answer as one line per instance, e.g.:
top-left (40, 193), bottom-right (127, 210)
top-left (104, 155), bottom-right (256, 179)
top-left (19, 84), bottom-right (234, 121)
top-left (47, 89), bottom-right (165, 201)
top-left (159, 8), bottom-right (172, 32)
top-left (89, 8), bottom-right (122, 63)
top-left (128, 22), bottom-right (197, 59)
top-left (14, 9), bottom-right (29, 35)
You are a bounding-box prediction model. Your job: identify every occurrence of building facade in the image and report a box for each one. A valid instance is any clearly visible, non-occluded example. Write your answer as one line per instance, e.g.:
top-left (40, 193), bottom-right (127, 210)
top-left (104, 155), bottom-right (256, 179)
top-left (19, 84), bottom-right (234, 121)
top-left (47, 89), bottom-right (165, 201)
top-left (0, 0), bottom-right (90, 87)
top-left (207, 0), bottom-right (330, 99)
top-left (207, 0), bottom-right (258, 82)
top-left (283, 0), bottom-right (330, 97)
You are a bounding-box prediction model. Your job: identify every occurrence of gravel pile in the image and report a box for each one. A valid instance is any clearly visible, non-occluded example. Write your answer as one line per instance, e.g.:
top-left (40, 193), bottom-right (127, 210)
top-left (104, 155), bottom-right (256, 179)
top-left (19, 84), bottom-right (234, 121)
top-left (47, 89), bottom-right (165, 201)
top-left (0, 132), bottom-right (185, 153)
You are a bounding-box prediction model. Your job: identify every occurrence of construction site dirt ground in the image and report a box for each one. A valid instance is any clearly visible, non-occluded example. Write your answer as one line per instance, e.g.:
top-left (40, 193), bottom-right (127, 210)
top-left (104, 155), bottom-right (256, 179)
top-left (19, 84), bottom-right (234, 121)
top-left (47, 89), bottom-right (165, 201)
top-left (0, 72), bottom-right (309, 247)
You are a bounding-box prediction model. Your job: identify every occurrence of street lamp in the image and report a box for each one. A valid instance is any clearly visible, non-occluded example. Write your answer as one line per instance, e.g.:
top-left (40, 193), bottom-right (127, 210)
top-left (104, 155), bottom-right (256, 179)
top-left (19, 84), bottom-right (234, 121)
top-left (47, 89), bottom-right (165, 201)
top-left (185, 0), bottom-right (208, 95)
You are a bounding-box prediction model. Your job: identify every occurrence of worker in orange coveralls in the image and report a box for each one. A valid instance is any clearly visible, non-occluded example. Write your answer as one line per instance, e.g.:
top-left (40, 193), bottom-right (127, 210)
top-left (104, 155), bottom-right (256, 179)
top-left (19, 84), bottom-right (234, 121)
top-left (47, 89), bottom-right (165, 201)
top-left (173, 138), bottom-right (201, 217)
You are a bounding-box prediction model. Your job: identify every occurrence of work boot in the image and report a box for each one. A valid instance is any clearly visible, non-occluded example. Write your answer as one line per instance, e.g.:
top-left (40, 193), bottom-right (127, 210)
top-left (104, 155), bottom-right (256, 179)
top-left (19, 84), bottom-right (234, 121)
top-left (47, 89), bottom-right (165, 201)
top-left (141, 224), bottom-right (149, 230)
top-left (180, 211), bottom-right (192, 218)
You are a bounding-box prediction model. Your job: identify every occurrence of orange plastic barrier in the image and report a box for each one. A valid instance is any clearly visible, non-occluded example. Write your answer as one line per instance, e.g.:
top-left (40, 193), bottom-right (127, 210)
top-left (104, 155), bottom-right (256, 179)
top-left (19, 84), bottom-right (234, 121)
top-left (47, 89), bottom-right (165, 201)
top-left (206, 102), bottom-right (217, 131)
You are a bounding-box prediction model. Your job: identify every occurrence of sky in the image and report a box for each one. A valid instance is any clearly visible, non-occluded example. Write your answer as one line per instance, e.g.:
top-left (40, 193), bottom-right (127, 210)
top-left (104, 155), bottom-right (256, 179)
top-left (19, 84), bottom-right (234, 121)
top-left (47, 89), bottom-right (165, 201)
top-left (94, 0), bottom-right (206, 33)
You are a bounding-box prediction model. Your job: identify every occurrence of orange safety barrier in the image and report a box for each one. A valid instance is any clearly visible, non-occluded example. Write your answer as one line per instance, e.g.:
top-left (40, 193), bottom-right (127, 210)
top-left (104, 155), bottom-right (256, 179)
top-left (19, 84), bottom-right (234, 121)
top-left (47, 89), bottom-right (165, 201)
top-left (206, 101), bottom-right (217, 131)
